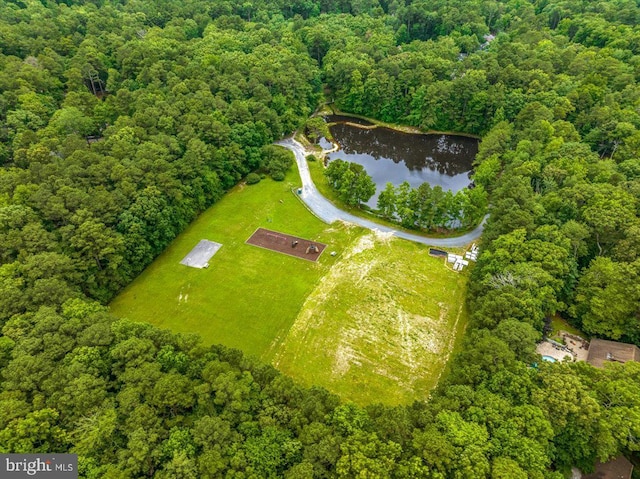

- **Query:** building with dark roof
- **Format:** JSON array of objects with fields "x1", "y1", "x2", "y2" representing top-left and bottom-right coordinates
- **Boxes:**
[
  {"x1": 582, "y1": 456, "x2": 633, "y2": 479},
  {"x1": 586, "y1": 339, "x2": 640, "y2": 369}
]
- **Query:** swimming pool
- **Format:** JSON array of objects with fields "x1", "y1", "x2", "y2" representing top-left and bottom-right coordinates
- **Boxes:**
[{"x1": 541, "y1": 355, "x2": 557, "y2": 363}]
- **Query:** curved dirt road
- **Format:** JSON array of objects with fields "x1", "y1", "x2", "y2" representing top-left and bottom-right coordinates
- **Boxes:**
[{"x1": 278, "y1": 138, "x2": 486, "y2": 248}]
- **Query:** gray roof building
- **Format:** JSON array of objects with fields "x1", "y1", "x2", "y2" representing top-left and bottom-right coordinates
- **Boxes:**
[
  {"x1": 586, "y1": 339, "x2": 640, "y2": 369},
  {"x1": 582, "y1": 456, "x2": 633, "y2": 479}
]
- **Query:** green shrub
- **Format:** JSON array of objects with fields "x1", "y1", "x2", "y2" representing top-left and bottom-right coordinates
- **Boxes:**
[
  {"x1": 271, "y1": 170, "x2": 285, "y2": 181},
  {"x1": 246, "y1": 172, "x2": 261, "y2": 184}
]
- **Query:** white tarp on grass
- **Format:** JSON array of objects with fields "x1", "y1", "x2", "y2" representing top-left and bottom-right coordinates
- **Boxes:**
[{"x1": 180, "y1": 240, "x2": 222, "y2": 269}]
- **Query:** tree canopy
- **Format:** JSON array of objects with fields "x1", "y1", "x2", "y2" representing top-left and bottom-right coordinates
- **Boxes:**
[{"x1": 1, "y1": 0, "x2": 640, "y2": 476}]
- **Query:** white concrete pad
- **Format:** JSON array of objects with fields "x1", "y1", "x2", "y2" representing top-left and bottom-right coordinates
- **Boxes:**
[{"x1": 180, "y1": 240, "x2": 222, "y2": 269}]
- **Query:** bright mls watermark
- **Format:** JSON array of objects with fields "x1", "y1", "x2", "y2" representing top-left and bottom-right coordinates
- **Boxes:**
[{"x1": 1, "y1": 454, "x2": 77, "y2": 478}]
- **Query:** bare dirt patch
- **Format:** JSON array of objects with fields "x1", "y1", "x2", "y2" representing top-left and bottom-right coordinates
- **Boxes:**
[{"x1": 246, "y1": 227, "x2": 327, "y2": 262}]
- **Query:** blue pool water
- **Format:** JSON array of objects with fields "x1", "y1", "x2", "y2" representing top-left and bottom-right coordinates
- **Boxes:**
[{"x1": 541, "y1": 355, "x2": 557, "y2": 363}]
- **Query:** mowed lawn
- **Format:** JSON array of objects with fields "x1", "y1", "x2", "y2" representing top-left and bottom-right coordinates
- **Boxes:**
[
  {"x1": 110, "y1": 168, "x2": 363, "y2": 360},
  {"x1": 111, "y1": 166, "x2": 470, "y2": 404}
]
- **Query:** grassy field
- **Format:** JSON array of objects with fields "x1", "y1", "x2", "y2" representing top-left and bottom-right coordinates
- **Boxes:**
[
  {"x1": 550, "y1": 315, "x2": 587, "y2": 339},
  {"x1": 273, "y1": 230, "x2": 468, "y2": 405},
  {"x1": 110, "y1": 169, "x2": 360, "y2": 358},
  {"x1": 110, "y1": 166, "x2": 469, "y2": 404}
]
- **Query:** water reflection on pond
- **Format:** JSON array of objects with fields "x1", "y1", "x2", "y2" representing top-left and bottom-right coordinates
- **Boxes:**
[
  {"x1": 318, "y1": 137, "x2": 333, "y2": 150},
  {"x1": 323, "y1": 118, "x2": 479, "y2": 207},
  {"x1": 325, "y1": 115, "x2": 374, "y2": 126}
]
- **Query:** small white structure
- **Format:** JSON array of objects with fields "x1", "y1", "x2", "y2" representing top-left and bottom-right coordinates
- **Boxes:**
[
  {"x1": 453, "y1": 259, "x2": 469, "y2": 271},
  {"x1": 464, "y1": 243, "x2": 479, "y2": 262},
  {"x1": 448, "y1": 253, "x2": 463, "y2": 263},
  {"x1": 448, "y1": 248, "x2": 477, "y2": 272}
]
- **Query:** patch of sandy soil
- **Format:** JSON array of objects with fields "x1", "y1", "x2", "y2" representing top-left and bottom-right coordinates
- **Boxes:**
[
  {"x1": 337, "y1": 292, "x2": 447, "y2": 389},
  {"x1": 178, "y1": 285, "x2": 190, "y2": 304}
]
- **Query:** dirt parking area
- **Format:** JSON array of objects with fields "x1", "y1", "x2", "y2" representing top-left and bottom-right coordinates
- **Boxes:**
[{"x1": 246, "y1": 228, "x2": 326, "y2": 262}]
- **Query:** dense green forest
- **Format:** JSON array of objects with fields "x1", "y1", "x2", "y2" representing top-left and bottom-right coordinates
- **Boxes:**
[{"x1": 1, "y1": 0, "x2": 640, "y2": 477}]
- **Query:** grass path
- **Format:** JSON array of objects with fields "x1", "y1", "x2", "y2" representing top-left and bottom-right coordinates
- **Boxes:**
[{"x1": 324, "y1": 106, "x2": 482, "y2": 139}]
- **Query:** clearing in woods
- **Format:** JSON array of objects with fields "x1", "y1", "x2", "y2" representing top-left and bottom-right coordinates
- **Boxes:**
[
  {"x1": 110, "y1": 166, "x2": 469, "y2": 405},
  {"x1": 273, "y1": 230, "x2": 468, "y2": 405},
  {"x1": 109, "y1": 168, "x2": 356, "y2": 359}
]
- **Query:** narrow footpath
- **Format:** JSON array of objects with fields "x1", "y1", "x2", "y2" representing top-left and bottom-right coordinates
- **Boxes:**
[{"x1": 277, "y1": 138, "x2": 487, "y2": 248}]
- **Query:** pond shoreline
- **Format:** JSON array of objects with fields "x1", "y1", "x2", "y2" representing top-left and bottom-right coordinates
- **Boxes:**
[
  {"x1": 286, "y1": 137, "x2": 485, "y2": 240},
  {"x1": 279, "y1": 137, "x2": 487, "y2": 246},
  {"x1": 320, "y1": 105, "x2": 483, "y2": 140},
  {"x1": 295, "y1": 109, "x2": 484, "y2": 238},
  {"x1": 322, "y1": 114, "x2": 478, "y2": 207}
]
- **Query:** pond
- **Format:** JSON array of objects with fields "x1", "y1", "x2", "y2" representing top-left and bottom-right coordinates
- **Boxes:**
[{"x1": 323, "y1": 116, "x2": 479, "y2": 208}]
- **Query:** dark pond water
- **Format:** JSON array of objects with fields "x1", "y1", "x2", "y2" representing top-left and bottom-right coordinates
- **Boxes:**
[
  {"x1": 324, "y1": 119, "x2": 479, "y2": 208},
  {"x1": 325, "y1": 115, "x2": 374, "y2": 126}
]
